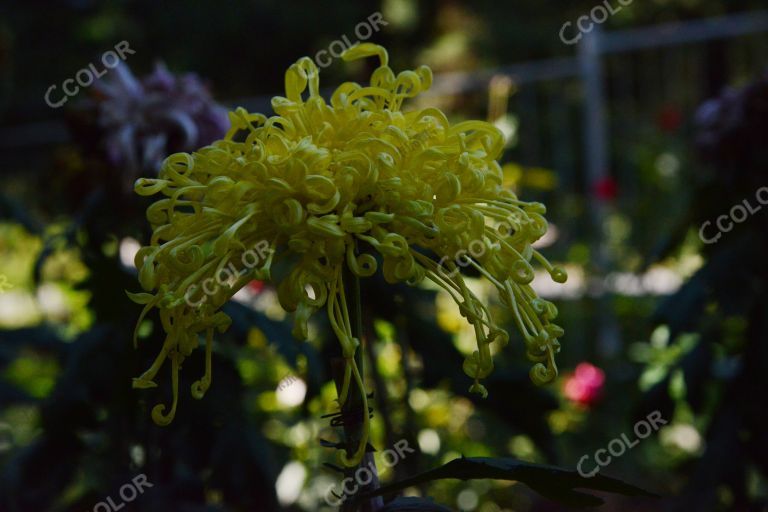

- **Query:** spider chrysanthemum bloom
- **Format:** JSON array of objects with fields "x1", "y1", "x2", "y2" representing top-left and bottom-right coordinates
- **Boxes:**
[
  {"x1": 130, "y1": 44, "x2": 567, "y2": 465},
  {"x1": 85, "y1": 62, "x2": 229, "y2": 189}
]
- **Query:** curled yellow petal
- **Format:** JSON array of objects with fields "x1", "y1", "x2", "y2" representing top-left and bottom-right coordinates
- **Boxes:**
[{"x1": 130, "y1": 44, "x2": 568, "y2": 431}]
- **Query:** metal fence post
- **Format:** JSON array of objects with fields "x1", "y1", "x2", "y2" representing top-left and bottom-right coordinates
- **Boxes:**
[
  {"x1": 579, "y1": 25, "x2": 622, "y2": 357},
  {"x1": 579, "y1": 24, "x2": 608, "y2": 229}
]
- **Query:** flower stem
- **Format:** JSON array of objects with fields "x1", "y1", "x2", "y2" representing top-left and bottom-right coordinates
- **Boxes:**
[{"x1": 336, "y1": 263, "x2": 382, "y2": 512}]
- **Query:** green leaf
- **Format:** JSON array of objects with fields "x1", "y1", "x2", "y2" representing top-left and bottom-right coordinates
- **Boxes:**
[
  {"x1": 354, "y1": 456, "x2": 657, "y2": 509},
  {"x1": 669, "y1": 368, "x2": 687, "y2": 401},
  {"x1": 125, "y1": 291, "x2": 155, "y2": 305}
]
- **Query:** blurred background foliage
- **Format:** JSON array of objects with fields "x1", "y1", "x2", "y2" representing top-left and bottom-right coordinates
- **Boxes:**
[{"x1": 1, "y1": 0, "x2": 767, "y2": 511}]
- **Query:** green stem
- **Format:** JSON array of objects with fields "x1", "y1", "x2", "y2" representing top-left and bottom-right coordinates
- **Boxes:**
[
  {"x1": 350, "y1": 266, "x2": 364, "y2": 374},
  {"x1": 338, "y1": 263, "x2": 382, "y2": 512}
]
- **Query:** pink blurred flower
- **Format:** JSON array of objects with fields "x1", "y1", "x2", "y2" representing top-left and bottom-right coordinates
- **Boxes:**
[{"x1": 563, "y1": 362, "x2": 605, "y2": 406}]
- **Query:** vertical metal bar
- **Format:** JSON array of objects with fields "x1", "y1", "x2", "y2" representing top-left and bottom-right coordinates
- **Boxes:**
[
  {"x1": 579, "y1": 25, "x2": 621, "y2": 358},
  {"x1": 579, "y1": 25, "x2": 609, "y2": 228}
]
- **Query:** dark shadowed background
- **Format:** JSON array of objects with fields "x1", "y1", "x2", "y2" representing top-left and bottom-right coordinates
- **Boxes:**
[{"x1": 1, "y1": 1, "x2": 767, "y2": 511}]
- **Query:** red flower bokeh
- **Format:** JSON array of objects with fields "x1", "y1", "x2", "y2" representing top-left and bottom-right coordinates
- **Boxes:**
[
  {"x1": 563, "y1": 362, "x2": 605, "y2": 407},
  {"x1": 657, "y1": 104, "x2": 683, "y2": 133},
  {"x1": 593, "y1": 176, "x2": 618, "y2": 202},
  {"x1": 248, "y1": 280, "x2": 265, "y2": 294}
]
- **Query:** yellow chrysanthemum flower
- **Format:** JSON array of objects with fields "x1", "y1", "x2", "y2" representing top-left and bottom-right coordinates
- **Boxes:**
[{"x1": 129, "y1": 44, "x2": 567, "y2": 466}]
